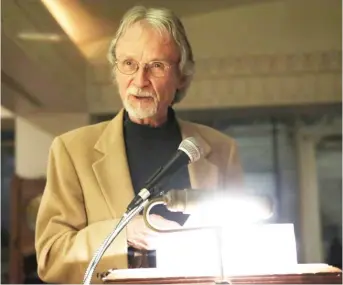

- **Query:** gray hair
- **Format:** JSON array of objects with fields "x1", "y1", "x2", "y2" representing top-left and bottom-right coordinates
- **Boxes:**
[{"x1": 107, "y1": 6, "x2": 195, "y2": 104}]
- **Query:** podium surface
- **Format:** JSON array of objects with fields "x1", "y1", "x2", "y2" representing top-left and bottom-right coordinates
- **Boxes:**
[{"x1": 102, "y1": 264, "x2": 342, "y2": 284}]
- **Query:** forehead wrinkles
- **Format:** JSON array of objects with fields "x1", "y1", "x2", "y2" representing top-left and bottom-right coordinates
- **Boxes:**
[
  {"x1": 122, "y1": 20, "x2": 170, "y2": 41},
  {"x1": 116, "y1": 21, "x2": 179, "y2": 61}
]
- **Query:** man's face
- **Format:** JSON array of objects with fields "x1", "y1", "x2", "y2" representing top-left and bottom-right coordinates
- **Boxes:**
[{"x1": 115, "y1": 21, "x2": 183, "y2": 120}]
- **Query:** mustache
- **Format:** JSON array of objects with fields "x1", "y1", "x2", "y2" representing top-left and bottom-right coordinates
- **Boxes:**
[{"x1": 127, "y1": 86, "x2": 155, "y2": 97}]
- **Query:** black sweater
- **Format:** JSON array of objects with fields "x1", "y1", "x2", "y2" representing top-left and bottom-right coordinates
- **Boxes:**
[{"x1": 123, "y1": 108, "x2": 190, "y2": 226}]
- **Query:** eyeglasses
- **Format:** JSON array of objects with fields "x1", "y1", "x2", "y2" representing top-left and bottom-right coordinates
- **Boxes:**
[{"x1": 115, "y1": 58, "x2": 173, "y2": 78}]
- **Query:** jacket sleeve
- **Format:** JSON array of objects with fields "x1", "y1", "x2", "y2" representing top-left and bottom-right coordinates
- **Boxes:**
[
  {"x1": 223, "y1": 140, "x2": 244, "y2": 191},
  {"x1": 35, "y1": 137, "x2": 128, "y2": 284}
]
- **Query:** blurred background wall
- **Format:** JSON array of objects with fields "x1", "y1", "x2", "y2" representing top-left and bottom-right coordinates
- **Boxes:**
[{"x1": 1, "y1": 0, "x2": 341, "y2": 283}]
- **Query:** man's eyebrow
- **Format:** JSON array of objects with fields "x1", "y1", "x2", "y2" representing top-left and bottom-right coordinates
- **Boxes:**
[
  {"x1": 117, "y1": 54, "x2": 174, "y2": 62},
  {"x1": 148, "y1": 57, "x2": 169, "y2": 61},
  {"x1": 148, "y1": 57, "x2": 179, "y2": 64},
  {"x1": 116, "y1": 54, "x2": 135, "y2": 59}
]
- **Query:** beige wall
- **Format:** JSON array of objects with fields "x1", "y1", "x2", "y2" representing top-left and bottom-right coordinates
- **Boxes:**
[
  {"x1": 185, "y1": 0, "x2": 341, "y2": 57},
  {"x1": 25, "y1": 112, "x2": 90, "y2": 136},
  {"x1": 86, "y1": 0, "x2": 342, "y2": 113},
  {"x1": 15, "y1": 113, "x2": 89, "y2": 178},
  {"x1": 15, "y1": 117, "x2": 54, "y2": 178}
]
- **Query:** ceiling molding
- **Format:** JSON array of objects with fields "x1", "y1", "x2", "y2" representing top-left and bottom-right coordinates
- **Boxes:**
[
  {"x1": 89, "y1": 50, "x2": 342, "y2": 84},
  {"x1": 86, "y1": 50, "x2": 342, "y2": 113}
]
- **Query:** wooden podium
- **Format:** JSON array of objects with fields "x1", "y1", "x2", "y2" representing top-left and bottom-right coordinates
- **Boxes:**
[{"x1": 102, "y1": 264, "x2": 342, "y2": 284}]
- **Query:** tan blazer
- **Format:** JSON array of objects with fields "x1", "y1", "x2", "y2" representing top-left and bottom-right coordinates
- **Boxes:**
[{"x1": 35, "y1": 110, "x2": 243, "y2": 284}]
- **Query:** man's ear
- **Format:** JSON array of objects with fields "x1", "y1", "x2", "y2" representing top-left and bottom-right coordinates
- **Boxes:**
[
  {"x1": 170, "y1": 90, "x2": 178, "y2": 106},
  {"x1": 177, "y1": 75, "x2": 187, "y2": 90}
]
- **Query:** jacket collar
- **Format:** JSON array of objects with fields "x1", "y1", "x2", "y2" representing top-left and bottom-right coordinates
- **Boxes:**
[{"x1": 92, "y1": 109, "x2": 217, "y2": 218}]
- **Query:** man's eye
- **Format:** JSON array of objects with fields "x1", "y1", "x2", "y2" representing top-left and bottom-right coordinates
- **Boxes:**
[
  {"x1": 151, "y1": 62, "x2": 164, "y2": 69},
  {"x1": 123, "y1": 60, "x2": 134, "y2": 66}
]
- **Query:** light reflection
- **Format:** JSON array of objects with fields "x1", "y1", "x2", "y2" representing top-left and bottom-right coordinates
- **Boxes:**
[
  {"x1": 156, "y1": 224, "x2": 298, "y2": 276},
  {"x1": 18, "y1": 32, "x2": 64, "y2": 42}
]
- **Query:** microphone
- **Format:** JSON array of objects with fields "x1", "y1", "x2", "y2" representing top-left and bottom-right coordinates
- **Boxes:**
[
  {"x1": 126, "y1": 137, "x2": 203, "y2": 212},
  {"x1": 162, "y1": 188, "x2": 273, "y2": 221}
]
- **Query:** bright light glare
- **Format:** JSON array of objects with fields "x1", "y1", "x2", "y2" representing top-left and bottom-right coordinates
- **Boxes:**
[
  {"x1": 187, "y1": 194, "x2": 272, "y2": 227},
  {"x1": 156, "y1": 224, "x2": 297, "y2": 276},
  {"x1": 213, "y1": 195, "x2": 272, "y2": 223},
  {"x1": 155, "y1": 229, "x2": 221, "y2": 276},
  {"x1": 221, "y1": 223, "x2": 298, "y2": 275}
]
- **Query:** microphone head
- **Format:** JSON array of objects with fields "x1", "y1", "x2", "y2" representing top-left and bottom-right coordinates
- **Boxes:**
[{"x1": 178, "y1": 137, "x2": 203, "y2": 163}]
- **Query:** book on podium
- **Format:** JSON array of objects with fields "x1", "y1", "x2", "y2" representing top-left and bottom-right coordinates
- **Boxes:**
[{"x1": 101, "y1": 224, "x2": 342, "y2": 284}]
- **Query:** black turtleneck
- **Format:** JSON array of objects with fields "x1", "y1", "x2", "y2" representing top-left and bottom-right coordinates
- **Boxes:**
[{"x1": 123, "y1": 108, "x2": 191, "y2": 226}]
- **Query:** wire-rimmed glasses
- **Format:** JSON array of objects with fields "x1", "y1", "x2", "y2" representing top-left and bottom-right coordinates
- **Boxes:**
[{"x1": 115, "y1": 58, "x2": 173, "y2": 78}]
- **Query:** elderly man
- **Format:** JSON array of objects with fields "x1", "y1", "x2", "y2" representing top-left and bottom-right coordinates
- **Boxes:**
[{"x1": 35, "y1": 5, "x2": 243, "y2": 284}]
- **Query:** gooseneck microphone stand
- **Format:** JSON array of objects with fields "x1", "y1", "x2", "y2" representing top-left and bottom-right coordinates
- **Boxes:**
[
  {"x1": 82, "y1": 199, "x2": 149, "y2": 285},
  {"x1": 82, "y1": 137, "x2": 202, "y2": 284}
]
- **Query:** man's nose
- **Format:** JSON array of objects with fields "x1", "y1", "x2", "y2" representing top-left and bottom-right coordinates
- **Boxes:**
[{"x1": 132, "y1": 65, "x2": 150, "y2": 87}]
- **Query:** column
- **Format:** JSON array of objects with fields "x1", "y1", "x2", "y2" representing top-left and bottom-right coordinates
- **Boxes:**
[{"x1": 295, "y1": 130, "x2": 323, "y2": 263}]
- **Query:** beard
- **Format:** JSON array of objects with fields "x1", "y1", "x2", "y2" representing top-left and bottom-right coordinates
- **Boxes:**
[{"x1": 123, "y1": 86, "x2": 158, "y2": 119}]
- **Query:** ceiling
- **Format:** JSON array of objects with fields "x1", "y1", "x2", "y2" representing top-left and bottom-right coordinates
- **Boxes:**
[
  {"x1": 80, "y1": 0, "x2": 270, "y2": 24},
  {"x1": 2, "y1": 0, "x2": 87, "y2": 114},
  {"x1": 2, "y1": 0, "x2": 341, "y2": 122},
  {"x1": 1, "y1": 0, "x2": 276, "y2": 116}
]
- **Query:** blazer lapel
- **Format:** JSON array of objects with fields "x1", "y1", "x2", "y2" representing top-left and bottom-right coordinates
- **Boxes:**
[
  {"x1": 92, "y1": 113, "x2": 220, "y2": 218},
  {"x1": 92, "y1": 110, "x2": 135, "y2": 218},
  {"x1": 178, "y1": 119, "x2": 220, "y2": 190}
]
